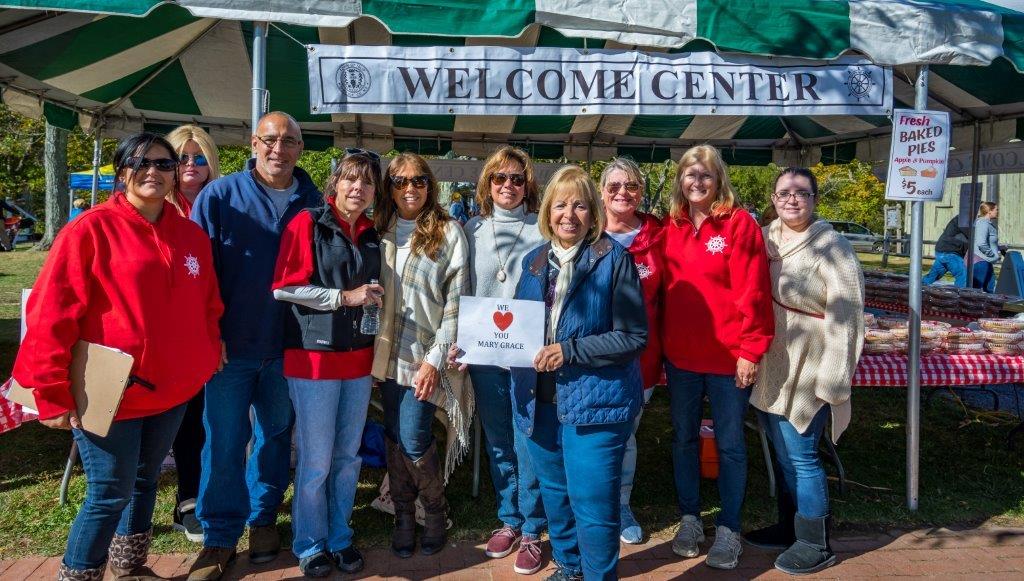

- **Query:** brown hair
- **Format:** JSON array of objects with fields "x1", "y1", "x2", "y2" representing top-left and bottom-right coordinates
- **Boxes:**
[
  {"x1": 669, "y1": 144, "x2": 737, "y2": 221},
  {"x1": 325, "y1": 153, "x2": 383, "y2": 202},
  {"x1": 475, "y1": 146, "x2": 540, "y2": 217},
  {"x1": 978, "y1": 201, "x2": 998, "y2": 218},
  {"x1": 538, "y1": 165, "x2": 605, "y2": 245},
  {"x1": 375, "y1": 152, "x2": 451, "y2": 259}
]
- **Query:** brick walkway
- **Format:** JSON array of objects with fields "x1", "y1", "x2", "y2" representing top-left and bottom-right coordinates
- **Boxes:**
[{"x1": 3, "y1": 526, "x2": 1023, "y2": 579}]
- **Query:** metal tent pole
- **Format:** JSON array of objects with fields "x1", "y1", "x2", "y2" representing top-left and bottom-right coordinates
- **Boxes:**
[
  {"x1": 89, "y1": 127, "x2": 102, "y2": 207},
  {"x1": 251, "y1": 21, "x2": 269, "y2": 153},
  {"x1": 907, "y1": 65, "x2": 928, "y2": 511},
  {"x1": 966, "y1": 121, "x2": 982, "y2": 284}
]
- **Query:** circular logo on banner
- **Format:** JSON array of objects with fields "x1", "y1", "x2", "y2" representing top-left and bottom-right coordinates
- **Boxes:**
[
  {"x1": 337, "y1": 62, "x2": 371, "y2": 98},
  {"x1": 845, "y1": 67, "x2": 875, "y2": 102}
]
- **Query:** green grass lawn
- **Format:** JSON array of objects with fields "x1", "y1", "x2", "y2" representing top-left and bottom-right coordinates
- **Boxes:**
[{"x1": 1, "y1": 250, "x2": 1022, "y2": 559}]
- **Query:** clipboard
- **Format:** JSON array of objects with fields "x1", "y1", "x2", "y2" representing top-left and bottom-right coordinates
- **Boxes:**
[{"x1": 5, "y1": 341, "x2": 135, "y2": 437}]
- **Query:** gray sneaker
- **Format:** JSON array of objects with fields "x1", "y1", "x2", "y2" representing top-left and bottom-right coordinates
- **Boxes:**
[
  {"x1": 671, "y1": 514, "x2": 705, "y2": 558},
  {"x1": 705, "y1": 525, "x2": 743, "y2": 569}
]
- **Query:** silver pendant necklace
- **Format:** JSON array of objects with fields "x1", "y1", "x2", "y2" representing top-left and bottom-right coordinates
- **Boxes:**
[{"x1": 491, "y1": 214, "x2": 527, "y2": 282}]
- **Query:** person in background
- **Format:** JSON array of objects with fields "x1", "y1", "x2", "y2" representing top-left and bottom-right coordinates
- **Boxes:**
[
  {"x1": 460, "y1": 145, "x2": 547, "y2": 574},
  {"x1": 922, "y1": 216, "x2": 970, "y2": 288},
  {"x1": 13, "y1": 133, "x2": 222, "y2": 581},
  {"x1": 373, "y1": 152, "x2": 473, "y2": 559},
  {"x1": 271, "y1": 149, "x2": 383, "y2": 577},
  {"x1": 748, "y1": 167, "x2": 864, "y2": 575},
  {"x1": 598, "y1": 157, "x2": 663, "y2": 545},
  {"x1": 188, "y1": 112, "x2": 322, "y2": 581},
  {"x1": 661, "y1": 145, "x2": 774, "y2": 570},
  {"x1": 973, "y1": 202, "x2": 1002, "y2": 293},
  {"x1": 164, "y1": 124, "x2": 223, "y2": 544},
  {"x1": 68, "y1": 198, "x2": 90, "y2": 222},
  {"x1": 167, "y1": 125, "x2": 221, "y2": 218},
  {"x1": 511, "y1": 165, "x2": 647, "y2": 581},
  {"x1": 449, "y1": 192, "x2": 469, "y2": 225}
]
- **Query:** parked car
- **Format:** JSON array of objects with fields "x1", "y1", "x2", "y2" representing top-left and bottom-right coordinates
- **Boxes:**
[{"x1": 828, "y1": 221, "x2": 883, "y2": 252}]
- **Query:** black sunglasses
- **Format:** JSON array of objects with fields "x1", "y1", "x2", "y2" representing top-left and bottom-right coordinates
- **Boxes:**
[
  {"x1": 345, "y1": 147, "x2": 381, "y2": 163},
  {"x1": 490, "y1": 172, "x2": 526, "y2": 187},
  {"x1": 126, "y1": 156, "x2": 178, "y2": 172},
  {"x1": 390, "y1": 175, "x2": 429, "y2": 189}
]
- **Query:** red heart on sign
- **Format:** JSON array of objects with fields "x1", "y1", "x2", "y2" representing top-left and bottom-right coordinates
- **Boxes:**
[{"x1": 493, "y1": 311, "x2": 514, "y2": 331}]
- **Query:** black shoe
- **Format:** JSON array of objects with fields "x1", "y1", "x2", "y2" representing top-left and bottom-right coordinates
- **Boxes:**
[
  {"x1": 544, "y1": 566, "x2": 583, "y2": 581},
  {"x1": 331, "y1": 546, "x2": 364, "y2": 574},
  {"x1": 298, "y1": 552, "x2": 333, "y2": 578},
  {"x1": 744, "y1": 522, "x2": 796, "y2": 550},
  {"x1": 173, "y1": 500, "x2": 204, "y2": 543},
  {"x1": 774, "y1": 514, "x2": 837, "y2": 576}
]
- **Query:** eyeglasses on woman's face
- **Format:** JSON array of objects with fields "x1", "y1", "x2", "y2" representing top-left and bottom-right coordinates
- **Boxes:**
[
  {"x1": 490, "y1": 172, "x2": 526, "y2": 187},
  {"x1": 179, "y1": 153, "x2": 208, "y2": 167},
  {"x1": 772, "y1": 190, "x2": 816, "y2": 202},
  {"x1": 390, "y1": 175, "x2": 429, "y2": 189},
  {"x1": 126, "y1": 156, "x2": 178, "y2": 172}
]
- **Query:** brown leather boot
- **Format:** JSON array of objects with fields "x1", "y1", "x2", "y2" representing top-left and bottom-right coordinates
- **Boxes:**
[
  {"x1": 386, "y1": 437, "x2": 418, "y2": 558},
  {"x1": 406, "y1": 441, "x2": 448, "y2": 556},
  {"x1": 108, "y1": 529, "x2": 162, "y2": 580}
]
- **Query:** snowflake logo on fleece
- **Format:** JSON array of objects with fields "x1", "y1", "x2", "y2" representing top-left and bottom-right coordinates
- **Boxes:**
[
  {"x1": 636, "y1": 262, "x2": 653, "y2": 279},
  {"x1": 184, "y1": 254, "x2": 200, "y2": 278},
  {"x1": 705, "y1": 235, "x2": 727, "y2": 255}
]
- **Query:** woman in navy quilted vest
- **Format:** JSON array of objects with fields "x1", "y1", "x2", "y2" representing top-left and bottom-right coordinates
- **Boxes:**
[{"x1": 510, "y1": 165, "x2": 647, "y2": 581}]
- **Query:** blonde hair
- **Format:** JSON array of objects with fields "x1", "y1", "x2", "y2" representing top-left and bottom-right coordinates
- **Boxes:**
[
  {"x1": 669, "y1": 144, "x2": 736, "y2": 221},
  {"x1": 978, "y1": 201, "x2": 998, "y2": 218},
  {"x1": 599, "y1": 157, "x2": 645, "y2": 192},
  {"x1": 166, "y1": 125, "x2": 220, "y2": 212},
  {"x1": 475, "y1": 146, "x2": 540, "y2": 217},
  {"x1": 538, "y1": 165, "x2": 605, "y2": 245},
  {"x1": 375, "y1": 152, "x2": 451, "y2": 259}
]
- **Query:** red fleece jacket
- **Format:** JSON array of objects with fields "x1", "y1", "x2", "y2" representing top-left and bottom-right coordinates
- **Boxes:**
[
  {"x1": 622, "y1": 213, "x2": 665, "y2": 389},
  {"x1": 12, "y1": 194, "x2": 223, "y2": 420},
  {"x1": 661, "y1": 208, "x2": 774, "y2": 375}
]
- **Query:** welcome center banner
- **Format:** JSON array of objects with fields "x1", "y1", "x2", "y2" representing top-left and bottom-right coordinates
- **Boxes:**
[{"x1": 308, "y1": 45, "x2": 892, "y2": 117}]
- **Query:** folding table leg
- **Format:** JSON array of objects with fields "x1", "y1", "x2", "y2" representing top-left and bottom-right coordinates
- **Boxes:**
[
  {"x1": 471, "y1": 415, "x2": 481, "y2": 498},
  {"x1": 821, "y1": 436, "x2": 848, "y2": 498},
  {"x1": 746, "y1": 418, "x2": 776, "y2": 498},
  {"x1": 59, "y1": 441, "x2": 78, "y2": 506}
]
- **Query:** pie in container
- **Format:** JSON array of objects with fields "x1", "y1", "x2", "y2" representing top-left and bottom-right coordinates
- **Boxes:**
[
  {"x1": 940, "y1": 341, "x2": 987, "y2": 354},
  {"x1": 862, "y1": 342, "x2": 897, "y2": 354},
  {"x1": 865, "y1": 329, "x2": 894, "y2": 343},
  {"x1": 978, "y1": 318, "x2": 1024, "y2": 333},
  {"x1": 979, "y1": 330, "x2": 1024, "y2": 345},
  {"x1": 987, "y1": 343, "x2": 1024, "y2": 355},
  {"x1": 877, "y1": 317, "x2": 909, "y2": 329}
]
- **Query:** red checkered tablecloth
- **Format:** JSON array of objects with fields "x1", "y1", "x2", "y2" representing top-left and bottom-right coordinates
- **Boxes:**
[
  {"x1": 0, "y1": 390, "x2": 36, "y2": 435},
  {"x1": 853, "y1": 353, "x2": 1024, "y2": 387}
]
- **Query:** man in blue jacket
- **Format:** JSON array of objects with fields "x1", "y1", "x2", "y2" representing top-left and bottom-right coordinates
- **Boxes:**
[{"x1": 189, "y1": 112, "x2": 322, "y2": 580}]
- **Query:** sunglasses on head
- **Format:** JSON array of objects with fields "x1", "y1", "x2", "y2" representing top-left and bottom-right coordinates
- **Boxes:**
[
  {"x1": 390, "y1": 175, "x2": 429, "y2": 189},
  {"x1": 179, "y1": 153, "x2": 208, "y2": 167},
  {"x1": 126, "y1": 156, "x2": 178, "y2": 172},
  {"x1": 490, "y1": 172, "x2": 526, "y2": 187},
  {"x1": 345, "y1": 147, "x2": 381, "y2": 163}
]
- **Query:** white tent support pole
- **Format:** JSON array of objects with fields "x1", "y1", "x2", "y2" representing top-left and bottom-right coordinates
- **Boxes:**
[
  {"x1": 90, "y1": 129, "x2": 102, "y2": 207},
  {"x1": 907, "y1": 64, "x2": 928, "y2": 512},
  {"x1": 251, "y1": 21, "x2": 269, "y2": 156},
  {"x1": 966, "y1": 121, "x2": 982, "y2": 283}
]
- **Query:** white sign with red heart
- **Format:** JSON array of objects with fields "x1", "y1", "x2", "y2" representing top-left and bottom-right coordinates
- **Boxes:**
[{"x1": 455, "y1": 296, "x2": 546, "y2": 368}]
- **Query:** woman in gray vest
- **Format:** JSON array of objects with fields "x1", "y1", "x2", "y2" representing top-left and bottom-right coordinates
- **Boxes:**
[{"x1": 271, "y1": 150, "x2": 383, "y2": 577}]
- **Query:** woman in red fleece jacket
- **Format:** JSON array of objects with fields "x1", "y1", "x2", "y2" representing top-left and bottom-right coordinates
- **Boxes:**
[
  {"x1": 12, "y1": 133, "x2": 223, "y2": 580},
  {"x1": 661, "y1": 145, "x2": 774, "y2": 570}
]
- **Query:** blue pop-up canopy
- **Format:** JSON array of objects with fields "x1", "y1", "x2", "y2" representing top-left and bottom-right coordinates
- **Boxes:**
[{"x1": 68, "y1": 164, "x2": 114, "y2": 191}]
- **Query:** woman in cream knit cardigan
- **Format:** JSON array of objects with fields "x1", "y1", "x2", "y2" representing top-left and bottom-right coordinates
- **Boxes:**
[{"x1": 747, "y1": 167, "x2": 864, "y2": 576}]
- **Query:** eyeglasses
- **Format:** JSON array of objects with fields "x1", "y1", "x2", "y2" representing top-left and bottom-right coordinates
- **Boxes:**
[
  {"x1": 255, "y1": 135, "x2": 301, "y2": 150},
  {"x1": 605, "y1": 181, "x2": 641, "y2": 193},
  {"x1": 344, "y1": 147, "x2": 381, "y2": 163},
  {"x1": 179, "y1": 153, "x2": 208, "y2": 167},
  {"x1": 390, "y1": 175, "x2": 429, "y2": 189},
  {"x1": 490, "y1": 172, "x2": 526, "y2": 187},
  {"x1": 772, "y1": 190, "x2": 816, "y2": 202},
  {"x1": 126, "y1": 157, "x2": 177, "y2": 172}
]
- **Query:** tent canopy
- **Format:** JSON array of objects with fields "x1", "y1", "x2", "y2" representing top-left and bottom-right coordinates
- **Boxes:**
[
  {"x1": 2, "y1": 0, "x2": 1024, "y2": 164},
  {"x1": 68, "y1": 163, "x2": 114, "y2": 190}
]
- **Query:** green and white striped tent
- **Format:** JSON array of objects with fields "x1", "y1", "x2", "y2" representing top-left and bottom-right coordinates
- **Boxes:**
[{"x1": 3, "y1": 0, "x2": 1024, "y2": 164}]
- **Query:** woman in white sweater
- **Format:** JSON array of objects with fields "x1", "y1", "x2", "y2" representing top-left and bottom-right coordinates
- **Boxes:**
[{"x1": 747, "y1": 167, "x2": 864, "y2": 576}]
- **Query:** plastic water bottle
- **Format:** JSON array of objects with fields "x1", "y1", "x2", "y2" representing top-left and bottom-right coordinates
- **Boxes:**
[{"x1": 360, "y1": 278, "x2": 380, "y2": 335}]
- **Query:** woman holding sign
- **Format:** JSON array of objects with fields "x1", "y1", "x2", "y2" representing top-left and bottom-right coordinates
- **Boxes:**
[
  {"x1": 661, "y1": 145, "x2": 774, "y2": 570},
  {"x1": 271, "y1": 149, "x2": 383, "y2": 576},
  {"x1": 372, "y1": 152, "x2": 472, "y2": 559},
  {"x1": 511, "y1": 165, "x2": 647, "y2": 581},
  {"x1": 12, "y1": 133, "x2": 223, "y2": 580},
  {"x1": 599, "y1": 157, "x2": 664, "y2": 545},
  {"x1": 463, "y1": 146, "x2": 548, "y2": 574}
]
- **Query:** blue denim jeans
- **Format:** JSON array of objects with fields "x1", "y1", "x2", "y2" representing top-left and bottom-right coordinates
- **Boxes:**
[
  {"x1": 923, "y1": 251, "x2": 967, "y2": 287},
  {"x1": 197, "y1": 357, "x2": 294, "y2": 548},
  {"x1": 973, "y1": 260, "x2": 996, "y2": 292},
  {"x1": 288, "y1": 375, "x2": 372, "y2": 559},
  {"x1": 469, "y1": 365, "x2": 545, "y2": 537},
  {"x1": 665, "y1": 362, "x2": 751, "y2": 531},
  {"x1": 380, "y1": 379, "x2": 437, "y2": 460},
  {"x1": 757, "y1": 406, "x2": 830, "y2": 519},
  {"x1": 521, "y1": 401, "x2": 630, "y2": 581},
  {"x1": 64, "y1": 404, "x2": 187, "y2": 570},
  {"x1": 620, "y1": 388, "x2": 654, "y2": 505}
]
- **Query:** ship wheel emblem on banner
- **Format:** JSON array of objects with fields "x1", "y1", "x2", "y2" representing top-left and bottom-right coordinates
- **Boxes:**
[
  {"x1": 337, "y1": 62, "x2": 372, "y2": 98},
  {"x1": 845, "y1": 67, "x2": 876, "y2": 102}
]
